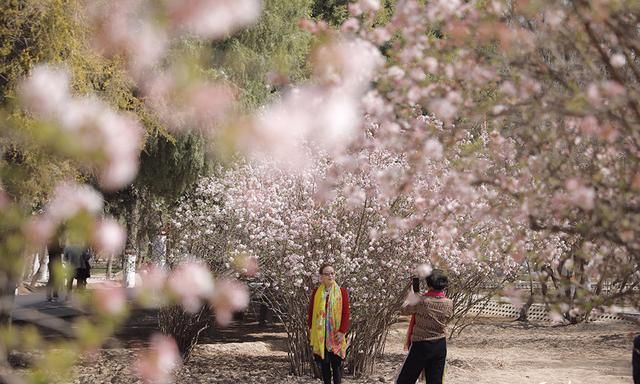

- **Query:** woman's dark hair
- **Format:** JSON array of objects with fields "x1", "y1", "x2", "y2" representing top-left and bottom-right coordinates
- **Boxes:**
[
  {"x1": 426, "y1": 269, "x2": 449, "y2": 291},
  {"x1": 319, "y1": 263, "x2": 334, "y2": 275}
]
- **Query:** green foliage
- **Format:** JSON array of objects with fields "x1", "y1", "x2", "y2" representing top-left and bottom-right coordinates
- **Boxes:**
[
  {"x1": 138, "y1": 134, "x2": 207, "y2": 201},
  {"x1": 0, "y1": 0, "x2": 160, "y2": 205},
  {"x1": 312, "y1": 0, "x2": 349, "y2": 26},
  {"x1": 210, "y1": 0, "x2": 314, "y2": 108}
]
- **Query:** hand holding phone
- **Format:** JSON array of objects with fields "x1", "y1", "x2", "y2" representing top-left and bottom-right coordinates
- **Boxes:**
[{"x1": 412, "y1": 277, "x2": 420, "y2": 293}]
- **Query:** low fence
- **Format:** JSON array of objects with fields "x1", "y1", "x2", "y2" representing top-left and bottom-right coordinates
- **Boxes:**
[{"x1": 469, "y1": 298, "x2": 639, "y2": 322}]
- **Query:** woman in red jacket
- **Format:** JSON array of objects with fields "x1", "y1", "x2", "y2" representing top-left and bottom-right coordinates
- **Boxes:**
[{"x1": 307, "y1": 263, "x2": 350, "y2": 384}]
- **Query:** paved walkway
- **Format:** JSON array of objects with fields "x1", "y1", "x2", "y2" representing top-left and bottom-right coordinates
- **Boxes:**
[{"x1": 13, "y1": 290, "x2": 87, "y2": 321}]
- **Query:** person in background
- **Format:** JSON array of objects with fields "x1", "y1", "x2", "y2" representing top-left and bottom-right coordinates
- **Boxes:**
[
  {"x1": 396, "y1": 269, "x2": 453, "y2": 384},
  {"x1": 45, "y1": 237, "x2": 64, "y2": 302},
  {"x1": 307, "y1": 263, "x2": 350, "y2": 384},
  {"x1": 64, "y1": 245, "x2": 91, "y2": 295}
]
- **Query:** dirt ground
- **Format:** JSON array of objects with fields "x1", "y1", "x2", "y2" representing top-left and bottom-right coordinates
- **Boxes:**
[{"x1": 64, "y1": 317, "x2": 638, "y2": 384}]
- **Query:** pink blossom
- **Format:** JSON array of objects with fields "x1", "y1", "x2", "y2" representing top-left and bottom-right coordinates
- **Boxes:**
[
  {"x1": 140, "y1": 265, "x2": 170, "y2": 292},
  {"x1": 565, "y1": 179, "x2": 595, "y2": 211},
  {"x1": 18, "y1": 65, "x2": 70, "y2": 118},
  {"x1": 544, "y1": 9, "x2": 565, "y2": 28},
  {"x1": 423, "y1": 139, "x2": 443, "y2": 160},
  {"x1": 126, "y1": 22, "x2": 168, "y2": 77},
  {"x1": 578, "y1": 116, "x2": 599, "y2": 135},
  {"x1": 549, "y1": 310, "x2": 564, "y2": 323},
  {"x1": 101, "y1": 156, "x2": 140, "y2": 191},
  {"x1": 503, "y1": 286, "x2": 524, "y2": 309},
  {"x1": 403, "y1": 289, "x2": 421, "y2": 306},
  {"x1": 87, "y1": 4, "x2": 168, "y2": 76},
  {"x1": 428, "y1": 98, "x2": 457, "y2": 123},
  {"x1": 586, "y1": 83, "x2": 601, "y2": 106},
  {"x1": 358, "y1": 0, "x2": 380, "y2": 13},
  {"x1": 146, "y1": 79, "x2": 235, "y2": 132},
  {"x1": 387, "y1": 66, "x2": 405, "y2": 81},
  {"x1": 371, "y1": 27, "x2": 392, "y2": 45},
  {"x1": 499, "y1": 81, "x2": 517, "y2": 97},
  {"x1": 135, "y1": 334, "x2": 182, "y2": 384},
  {"x1": 426, "y1": 0, "x2": 462, "y2": 22},
  {"x1": 210, "y1": 279, "x2": 249, "y2": 326},
  {"x1": 23, "y1": 216, "x2": 56, "y2": 246},
  {"x1": 46, "y1": 183, "x2": 103, "y2": 221},
  {"x1": 341, "y1": 18, "x2": 360, "y2": 33},
  {"x1": 168, "y1": 261, "x2": 215, "y2": 313},
  {"x1": 93, "y1": 283, "x2": 128, "y2": 315},
  {"x1": 165, "y1": 0, "x2": 261, "y2": 40},
  {"x1": 610, "y1": 53, "x2": 626, "y2": 68},
  {"x1": 424, "y1": 57, "x2": 438, "y2": 74},
  {"x1": 491, "y1": 104, "x2": 507, "y2": 115},
  {"x1": 232, "y1": 254, "x2": 259, "y2": 277},
  {"x1": 416, "y1": 263, "x2": 432, "y2": 278},
  {"x1": 601, "y1": 80, "x2": 625, "y2": 98},
  {"x1": 92, "y1": 218, "x2": 127, "y2": 256},
  {"x1": 348, "y1": 2, "x2": 363, "y2": 16}
]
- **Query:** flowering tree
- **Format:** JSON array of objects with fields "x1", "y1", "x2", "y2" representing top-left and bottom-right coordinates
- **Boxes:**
[
  {"x1": 326, "y1": 0, "x2": 640, "y2": 318},
  {"x1": 5, "y1": 0, "x2": 640, "y2": 382},
  {"x1": 168, "y1": 144, "x2": 520, "y2": 376}
]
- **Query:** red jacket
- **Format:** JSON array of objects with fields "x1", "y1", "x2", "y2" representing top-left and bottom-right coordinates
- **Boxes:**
[{"x1": 307, "y1": 286, "x2": 350, "y2": 333}]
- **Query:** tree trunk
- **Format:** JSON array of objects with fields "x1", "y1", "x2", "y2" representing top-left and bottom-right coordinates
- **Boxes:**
[
  {"x1": 517, "y1": 294, "x2": 535, "y2": 322},
  {"x1": 151, "y1": 234, "x2": 167, "y2": 268},
  {"x1": 21, "y1": 252, "x2": 37, "y2": 289},
  {"x1": 123, "y1": 250, "x2": 137, "y2": 288},
  {"x1": 517, "y1": 258, "x2": 535, "y2": 322},
  {"x1": 0, "y1": 272, "x2": 18, "y2": 327},
  {"x1": 30, "y1": 249, "x2": 49, "y2": 287},
  {"x1": 106, "y1": 253, "x2": 113, "y2": 280}
]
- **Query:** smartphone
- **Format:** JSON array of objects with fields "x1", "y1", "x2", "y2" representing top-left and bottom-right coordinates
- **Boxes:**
[{"x1": 412, "y1": 277, "x2": 420, "y2": 293}]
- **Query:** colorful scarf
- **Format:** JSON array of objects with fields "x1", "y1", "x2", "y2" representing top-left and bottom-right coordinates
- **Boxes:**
[
  {"x1": 404, "y1": 289, "x2": 445, "y2": 350},
  {"x1": 310, "y1": 282, "x2": 347, "y2": 359}
]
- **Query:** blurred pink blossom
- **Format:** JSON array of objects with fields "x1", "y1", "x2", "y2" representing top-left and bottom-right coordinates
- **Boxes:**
[
  {"x1": 140, "y1": 265, "x2": 169, "y2": 291},
  {"x1": 565, "y1": 179, "x2": 595, "y2": 211},
  {"x1": 145, "y1": 77, "x2": 235, "y2": 132},
  {"x1": 610, "y1": 54, "x2": 626, "y2": 68},
  {"x1": 23, "y1": 216, "x2": 56, "y2": 246},
  {"x1": 423, "y1": 139, "x2": 443, "y2": 160},
  {"x1": 46, "y1": 183, "x2": 103, "y2": 221},
  {"x1": 578, "y1": 116, "x2": 599, "y2": 136},
  {"x1": 92, "y1": 218, "x2": 127, "y2": 256},
  {"x1": 135, "y1": 333, "x2": 182, "y2": 384},
  {"x1": 601, "y1": 80, "x2": 625, "y2": 98},
  {"x1": 210, "y1": 279, "x2": 249, "y2": 326},
  {"x1": 371, "y1": 27, "x2": 392, "y2": 45},
  {"x1": 428, "y1": 98, "x2": 457, "y2": 123},
  {"x1": 341, "y1": 18, "x2": 360, "y2": 33},
  {"x1": 358, "y1": 0, "x2": 380, "y2": 13},
  {"x1": 416, "y1": 263, "x2": 432, "y2": 279},
  {"x1": 503, "y1": 286, "x2": 524, "y2": 309},
  {"x1": 403, "y1": 289, "x2": 421, "y2": 306},
  {"x1": 164, "y1": 0, "x2": 261, "y2": 39},
  {"x1": 93, "y1": 283, "x2": 128, "y2": 315},
  {"x1": 348, "y1": 2, "x2": 363, "y2": 16},
  {"x1": 18, "y1": 65, "x2": 70, "y2": 118},
  {"x1": 168, "y1": 261, "x2": 215, "y2": 313},
  {"x1": 87, "y1": 3, "x2": 168, "y2": 77}
]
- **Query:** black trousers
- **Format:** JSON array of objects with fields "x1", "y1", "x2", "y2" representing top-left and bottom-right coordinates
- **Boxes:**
[
  {"x1": 46, "y1": 261, "x2": 62, "y2": 299},
  {"x1": 315, "y1": 349, "x2": 342, "y2": 384},
  {"x1": 67, "y1": 268, "x2": 89, "y2": 292},
  {"x1": 396, "y1": 338, "x2": 446, "y2": 384},
  {"x1": 633, "y1": 335, "x2": 640, "y2": 384}
]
